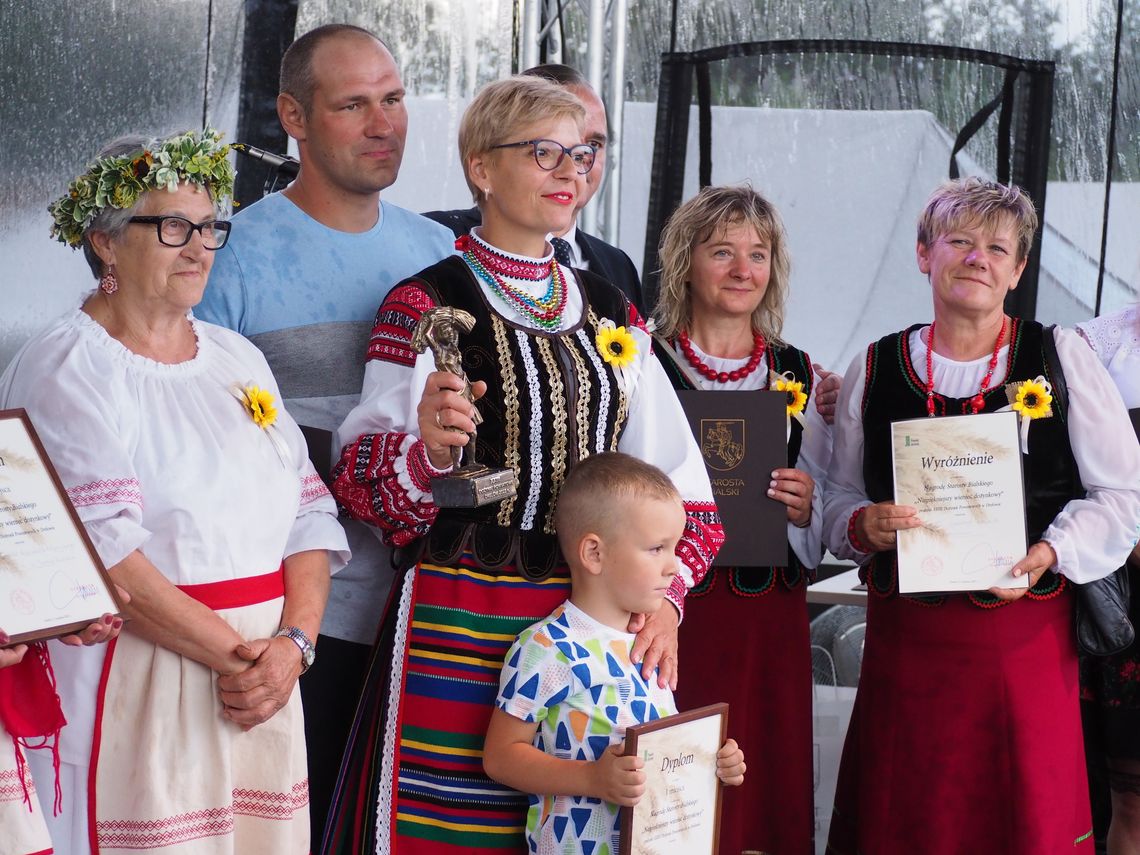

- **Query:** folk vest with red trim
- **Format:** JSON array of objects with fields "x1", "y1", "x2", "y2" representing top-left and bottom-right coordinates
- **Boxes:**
[
  {"x1": 656, "y1": 339, "x2": 815, "y2": 597},
  {"x1": 860, "y1": 319, "x2": 1080, "y2": 607},
  {"x1": 412, "y1": 255, "x2": 632, "y2": 579}
]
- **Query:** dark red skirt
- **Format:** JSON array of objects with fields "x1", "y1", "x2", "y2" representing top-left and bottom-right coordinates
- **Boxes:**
[
  {"x1": 676, "y1": 575, "x2": 814, "y2": 855},
  {"x1": 827, "y1": 590, "x2": 1093, "y2": 855}
]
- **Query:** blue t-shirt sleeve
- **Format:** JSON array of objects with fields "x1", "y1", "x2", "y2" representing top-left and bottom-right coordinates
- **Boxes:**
[{"x1": 198, "y1": 243, "x2": 247, "y2": 333}]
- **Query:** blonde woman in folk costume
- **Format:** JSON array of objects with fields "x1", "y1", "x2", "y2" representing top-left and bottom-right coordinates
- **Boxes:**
[
  {"x1": 652, "y1": 184, "x2": 831, "y2": 855},
  {"x1": 326, "y1": 76, "x2": 723, "y2": 854}
]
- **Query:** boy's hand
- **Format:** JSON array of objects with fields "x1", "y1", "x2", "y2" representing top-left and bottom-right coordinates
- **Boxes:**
[
  {"x1": 590, "y1": 743, "x2": 646, "y2": 806},
  {"x1": 715, "y1": 738, "x2": 746, "y2": 787}
]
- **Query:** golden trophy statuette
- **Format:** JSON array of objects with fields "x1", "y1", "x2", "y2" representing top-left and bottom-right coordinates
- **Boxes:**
[{"x1": 410, "y1": 307, "x2": 517, "y2": 507}]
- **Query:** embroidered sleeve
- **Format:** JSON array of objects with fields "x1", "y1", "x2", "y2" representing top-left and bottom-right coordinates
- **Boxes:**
[
  {"x1": 668, "y1": 501, "x2": 726, "y2": 617},
  {"x1": 331, "y1": 432, "x2": 441, "y2": 548},
  {"x1": 366, "y1": 282, "x2": 437, "y2": 366},
  {"x1": 333, "y1": 282, "x2": 447, "y2": 547},
  {"x1": 299, "y1": 472, "x2": 331, "y2": 507},
  {"x1": 285, "y1": 458, "x2": 350, "y2": 571},
  {"x1": 0, "y1": 330, "x2": 156, "y2": 571}
]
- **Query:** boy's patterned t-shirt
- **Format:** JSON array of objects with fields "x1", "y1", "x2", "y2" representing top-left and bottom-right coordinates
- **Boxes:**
[{"x1": 496, "y1": 600, "x2": 678, "y2": 855}]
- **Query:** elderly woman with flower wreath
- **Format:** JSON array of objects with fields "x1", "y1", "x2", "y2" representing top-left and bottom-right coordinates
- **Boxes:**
[
  {"x1": 324, "y1": 75, "x2": 722, "y2": 855},
  {"x1": 649, "y1": 184, "x2": 830, "y2": 855},
  {"x1": 821, "y1": 177, "x2": 1140, "y2": 855},
  {"x1": 0, "y1": 129, "x2": 349, "y2": 855}
]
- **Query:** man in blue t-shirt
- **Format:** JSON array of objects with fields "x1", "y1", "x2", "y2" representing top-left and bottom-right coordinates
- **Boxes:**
[{"x1": 196, "y1": 23, "x2": 454, "y2": 842}]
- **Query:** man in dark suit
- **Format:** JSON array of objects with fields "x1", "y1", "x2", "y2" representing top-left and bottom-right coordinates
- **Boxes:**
[{"x1": 424, "y1": 64, "x2": 645, "y2": 313}]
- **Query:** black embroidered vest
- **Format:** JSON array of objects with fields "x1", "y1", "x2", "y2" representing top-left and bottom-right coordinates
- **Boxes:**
[
  {"x1": 412, "y1": 255, "x2": 632, "y2": 578},
  {"x1": 657, "y1": 339, "x2": 816, "y2": 596},
  {"x1": 861, "y1": 319, "x2": 1080, "y2": 606}
]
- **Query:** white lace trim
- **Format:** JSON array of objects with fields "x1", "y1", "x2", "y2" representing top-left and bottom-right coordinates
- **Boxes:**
[
  {"x1": 516, "y1": 328, "x2": 543, "y2": 531},
  {"x1": 1077, "y1": 304, "x2": 1140, "y2": 359},
  {"x1": 375, "y1": 565, "x2": 417, "y2": 855},
  {"x1": 576, "y1": 327, "x2": 613, "y2": 453},
  {"x1": 392, "y1": 433, "x2": 431, "y2": 503}
]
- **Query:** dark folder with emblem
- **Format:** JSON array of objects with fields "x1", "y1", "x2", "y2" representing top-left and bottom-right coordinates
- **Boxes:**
[{"x1": 676, "y1": 391, "x2": 788, "y2": 566}]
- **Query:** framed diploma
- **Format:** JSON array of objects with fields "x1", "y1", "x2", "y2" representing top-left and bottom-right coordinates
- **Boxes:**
[
  {"x1": 620, "y1": 703, "x2": 728, "y2": 855},
  {"x1": 891, "y1": 411, "x2": 1028, "y2": 594},
  {"x1": 677, "y1": 391, "x2": 788, "y2": 566},
  {"x1": 0, "y1": 409, "x2": 121, "y2": 644}
]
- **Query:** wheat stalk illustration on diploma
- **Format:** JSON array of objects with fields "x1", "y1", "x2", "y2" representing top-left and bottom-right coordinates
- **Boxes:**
[{"x1": 896, "y1": 426, "x2": 1012, "y2": 547}]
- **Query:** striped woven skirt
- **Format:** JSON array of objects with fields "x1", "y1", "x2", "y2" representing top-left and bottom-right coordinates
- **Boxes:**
[{"x1": 323, "y1": 551, "x2": 570, "y2": 855}]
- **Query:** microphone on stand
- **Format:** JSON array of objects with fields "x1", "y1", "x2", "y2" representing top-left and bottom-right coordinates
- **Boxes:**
[{"x1": 234, "y1": 144, "x2": 300, "y2": 181}]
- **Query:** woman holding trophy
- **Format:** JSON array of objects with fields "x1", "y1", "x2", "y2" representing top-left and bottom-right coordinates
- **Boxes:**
[{"x1": 326, "y1": 76, "x2": 722, "y2": 855}]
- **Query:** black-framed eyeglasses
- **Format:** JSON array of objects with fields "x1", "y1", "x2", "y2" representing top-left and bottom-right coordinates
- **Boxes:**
[
  {"x1": 128, "y1": 216, "x2": 232, "y2": 250},
  {"x1": 490, "y1": 139, "x2": 596, "y2": 174}
]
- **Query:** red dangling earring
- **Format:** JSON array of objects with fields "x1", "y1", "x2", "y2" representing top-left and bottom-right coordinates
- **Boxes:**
[{"x1": 99, "y1": 268, "x2": 118, "y2": 295}]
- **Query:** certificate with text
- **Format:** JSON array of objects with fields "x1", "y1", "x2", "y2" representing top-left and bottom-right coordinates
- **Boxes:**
[
  {"x1": 891, "y1": 411, "x2": 1028, "y2": 594},
  {"x1": 620, "y1": 703, "x2": 727, "y2": 855},
  {"x1": 0, "y1": 409, "x2": 120, "y2": 643}
]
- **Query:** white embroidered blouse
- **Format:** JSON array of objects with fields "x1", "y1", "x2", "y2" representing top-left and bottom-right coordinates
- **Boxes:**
[{"x1": 0, "y1": 305, "x2": 349, "y2": 763}]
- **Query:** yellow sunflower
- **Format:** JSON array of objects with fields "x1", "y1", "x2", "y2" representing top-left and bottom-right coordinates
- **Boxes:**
[
  {"x1": 774, "y1": 376, "x2": 808, "y2": 416},
  {"x1": 595, "y1": 325, "x2": 637, "y2": 369},
  {"x1": 1012, "y1": 378, "x2": 1052, "y2": 419},
  {"x1": 242, "y1": 385, "x2": 278, "y2": 428}
]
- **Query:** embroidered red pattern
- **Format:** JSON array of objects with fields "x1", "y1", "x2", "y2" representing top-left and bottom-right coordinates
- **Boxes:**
[
  {"x1": 97, "y1": 807, "x2": 235, "y2": 848},
  {"x1": 0, "y1": 767, "x2": 35, "y2": 803},
  {"x1": 299, "y1": 473, "x2": 330, "y2": 505},
  {"x1": 96, "y1": 780, "x2": 308, "y2": 848},
  {"x1": 331, "y1": 432, "x2": 439, "y2": 547},
  {"x1": 67, "y1": 478, "x2": 143, "y2": 509},
  {"x1": 673, "y1": 501, "x2": 726, "y2": 616},
  {"x1": 367, "y1": 283, "x2": 438, "y2": 366},
  {"x1": 233, "y1": 780, "x2": 309, "y2": 819}
]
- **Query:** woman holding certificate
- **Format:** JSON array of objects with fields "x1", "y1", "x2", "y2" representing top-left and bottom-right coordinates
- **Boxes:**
[
  {"x1": 1076, "y1": 302, "x2": 1140, "y2": 853},
  {"x1": 651, "y1": 185, "x2": 829, "y2": 855},
  {"x1": 325, "y1": 76, "x2": 722, "y2": 855},
  {"x1": 0, "y1": 129, "x2": 349, "y2": 854},
  {"x1": 823, "y1": 177, "x2": 1140, "y2": 855}
]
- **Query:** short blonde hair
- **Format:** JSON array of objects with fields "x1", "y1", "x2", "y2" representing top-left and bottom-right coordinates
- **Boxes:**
[
  {"x1": 458, "y1": 76, "x2": 585, "y2": 206},
  {"x1": 653, "y1": 185, "x2": 791, "y2": 345},
  {"x1": 917, "y1": 177, "x2": 1038, "y2": 262},
  {"x1": 554, "y1": 452, "x2": 681, "y2": 556}
]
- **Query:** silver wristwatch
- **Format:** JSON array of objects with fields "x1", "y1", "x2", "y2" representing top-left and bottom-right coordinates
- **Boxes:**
[{"x1": 275, "y1": 625, "x2": 316, "y2": 674}]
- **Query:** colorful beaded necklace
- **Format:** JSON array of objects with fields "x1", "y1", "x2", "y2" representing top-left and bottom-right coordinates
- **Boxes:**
[
  {"x1": 923, "y1": 316, "x2": 1007, "y2": 416},
  {"x1": 678, "y1": 329, "x2": 766, "y2": 383},
  {"x1": 462, "y1": 238, "x2": 568, "y2": 331},
  {"x1": 465, "y1": 234, "x2": 551, "y2": 281}
]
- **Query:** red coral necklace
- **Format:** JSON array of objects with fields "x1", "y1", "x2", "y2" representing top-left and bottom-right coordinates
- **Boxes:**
[
  {"x1": 678, "y1": 330, "x2": 766, "y2": 383},
  {"x1": 924, "y1": 316, "x2": 1006, "y2": 417}
]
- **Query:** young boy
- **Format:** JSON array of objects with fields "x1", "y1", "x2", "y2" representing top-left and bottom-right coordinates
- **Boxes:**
[{"x1": 483, "y1": 452, "x2": 746, "y2": 854}]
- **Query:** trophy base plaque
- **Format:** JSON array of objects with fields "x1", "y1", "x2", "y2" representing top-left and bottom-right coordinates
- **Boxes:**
[{"x1": 431, "y1": 465, "x2": 517, "y2": 508}]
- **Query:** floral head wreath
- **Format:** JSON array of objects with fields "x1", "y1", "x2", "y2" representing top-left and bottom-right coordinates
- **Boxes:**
[{"x1": 47, "y1": 128, "x2": 236, "y2": 248}]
